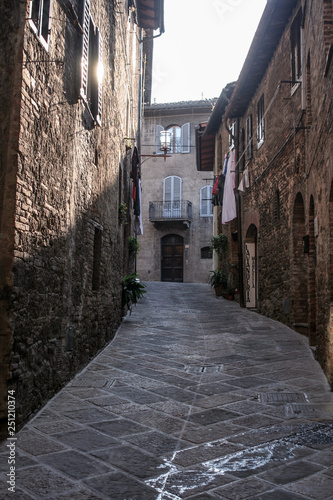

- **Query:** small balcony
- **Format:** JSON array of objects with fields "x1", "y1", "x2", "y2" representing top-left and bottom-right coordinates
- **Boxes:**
[{"x1": 149, "y1": 201, "x2": 192, "y2": 228}]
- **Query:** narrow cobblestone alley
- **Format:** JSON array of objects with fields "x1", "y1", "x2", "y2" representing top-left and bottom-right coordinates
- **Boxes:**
[{"x1": 1, "y1": 282, "x2": 333, "y2": 499}]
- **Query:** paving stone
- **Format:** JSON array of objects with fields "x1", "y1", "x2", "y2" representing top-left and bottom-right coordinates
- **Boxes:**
[
  {"x1": 62, "y1": 407, "x2": 115, "y2": 423},
  {"x1": 146, "y1": 466, "x2": 236, "y2": 498},
  {"x1": 258, "y1": 460, "x2": 323, "y2": 484},
  {"x1": 213, "y1": 476, "x2": 273, "y2": 499},
  {"x1": 252, "y1": 489, "x2": 310, "y2": 500},
  {"x1": 189, "y1": 408, "x2": 241, "y2": 426},
  {"x1": 15, "y1": 429, "x2": 67, "y2": 456},
  {"x1": 49, "y1": 490, "x2": 105, "y2": 500},
  {"x1": 108, "y1": 385, "x2": 168, "y2": 404},
  {"x1": 173, "y1": 441, "x2": 243, "y2": 467},
  {"x1": 180, "y1": 422, "x2": 247, "y2": 444},
  {"x1": 32, "y1": 419, "x2": 83, "y2": 435},
  {"x1": 16, "y1": 466, "x2": 76, "y2": 496},
  {"x1": 54, "y1": 428, "x2": 119, "y2": 451},
  {"x1": 89, "y1": 418, "x2": 149, "y2": 436},
  {"x1": 124, "y1": 430, "x2": 190, "y2": 455},
  {"x1": 41, "y1": 449, "x2": 112, "y2": 479},
  {"x1": 231, "y1": 413, "x2": 282, "y2": 429},
  {"x1": 286, "y1": 472, "x2": 333, "y2": 499},
  {"x1": 83, "y1": 471, "x2": 158, "y2": 499},
  {"x1": 91, "y1": 444, "x2": 165, "y2": 479}
]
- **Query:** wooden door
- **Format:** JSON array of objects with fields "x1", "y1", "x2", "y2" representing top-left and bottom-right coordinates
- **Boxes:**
[{"x1": 161, "y1": 235, "x2": 184, "y2": 282}]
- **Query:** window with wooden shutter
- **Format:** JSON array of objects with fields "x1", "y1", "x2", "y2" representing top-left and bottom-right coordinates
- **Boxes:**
[
  {"x1": 30, "y1": 0, "x2": 53, "y2": 50},
  {"x1": 246, "y1": 115, "x2": 253, "y2": 160},
  {"x1": 257, "y1": 95, "x2": 265, "y2": 147},
  {"x1": 163, "y1": 176, "x2": 182, "y2": 217},
  {"x1": 291, "y1": 10, "x2": 302, "y2": 86},
  {"x1": 79, "y1": 0, "x2": 103, "y2": 126},
  {"x1": 96, "y1": 29, "x2": 103, "y2": 125},
  {"x1": 181, "y1": 123, "x2": 190, "y2": 153},
  {"x1": 80, "y1": 0, "x2": 90, "y2": 101}
]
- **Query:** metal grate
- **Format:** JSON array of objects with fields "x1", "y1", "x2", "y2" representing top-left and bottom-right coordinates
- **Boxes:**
[
  {"x1": 184, "y1": 364, "x2": 223, "y2": 374},
  {"x1": 258, "y1": 392, "x2": 308, "y2": 404}
]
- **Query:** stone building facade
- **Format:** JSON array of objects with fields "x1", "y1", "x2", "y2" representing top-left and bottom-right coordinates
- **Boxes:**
[
  {"x1": 206, "y1": 0, "x2": 333, "y2": 386},
  {"x1": 0, "y1": 0, "x2": 164, "y2": 430},
  {"x1": 137, "y1": 101, "x2": 216, "y2": 284}
]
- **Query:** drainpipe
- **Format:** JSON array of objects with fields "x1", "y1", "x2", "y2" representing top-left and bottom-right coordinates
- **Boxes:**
[{"x1": 225, "y1": 118, "x2": 245, "y2": 308}]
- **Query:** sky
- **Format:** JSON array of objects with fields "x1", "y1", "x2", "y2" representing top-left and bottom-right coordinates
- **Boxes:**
[{"x1": 151, "y1": 0, "x2": 267, "y2": 103}]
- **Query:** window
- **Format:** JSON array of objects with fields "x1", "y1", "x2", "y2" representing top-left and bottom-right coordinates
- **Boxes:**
[
  {"x1": 240, "y1": 128, "x2": 245, "y2": 171},
  {"x1": 246, "y1": 115, "x2": 253, "y2": 159},
  {"x1": 166, "y1": 125, "x2": 181, "y2": 153},
  {"x1": 155, "y1": 123, "x2": 190, "y2": 154},
  {"x1": 200, "y1": 186, "x2": 213, "y2": 217},
  {"x1": 229, "y1": 122, "x2": 235, "y2": 150},
  {"x1": 257, "y1": 95, "x2": 265, "y2": 147},
  {"x1": 30, "y1": 0, "x2": 52, "y2": 49},
  {"x1": 291, "y1": 10, "x2": 302, "y2": 86},
  {"x1": 80, "y1": 0, "x2": 103, "y2": 125},
  {"x1": 201, "y1": 247, "x2": 213, "y2": 259},
  {"x1": 163, "y1": 176, "x2": 182, "y2": 217}
]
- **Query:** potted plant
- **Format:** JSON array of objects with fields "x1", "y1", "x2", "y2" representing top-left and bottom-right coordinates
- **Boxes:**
[
  {"x1": 209, "y1": 270, "x2": 228, "y2": 296},
  {"x1": 118, "y1": 203, "x2": 128, "y2": 224},
  {"x1": 128, "y1": 236, "x2": 140, "y2": 258},
  {"x1": 210, "y1": 233, "x2": 228, "y2": 258},
  {"x1": 223, "y1": 284, "x2": 235, "y2": 300},
  {"x1": 121, "y1": 272, "x2": 146, "y2": 315}
]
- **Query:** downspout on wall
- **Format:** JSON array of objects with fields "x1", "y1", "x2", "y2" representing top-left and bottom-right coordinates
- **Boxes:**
[{"x1": 224, "y1": 117, "x2": 245, "y2": 308}]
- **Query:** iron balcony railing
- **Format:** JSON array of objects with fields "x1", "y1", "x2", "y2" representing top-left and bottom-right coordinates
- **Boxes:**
[{"x1": 149, "y1": 201, "x2": 193, "y2": 221}]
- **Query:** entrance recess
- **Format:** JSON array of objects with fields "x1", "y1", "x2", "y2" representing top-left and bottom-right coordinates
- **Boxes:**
[
  {"x1": 245, "y1": 224, "x2": 257, "y2": 308},
  {"x1": 161, "y1": 234, "x2": 184, "y2": 282}
]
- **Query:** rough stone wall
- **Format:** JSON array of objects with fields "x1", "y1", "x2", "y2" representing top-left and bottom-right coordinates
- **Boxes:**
[
  {"x1": 0, "y1": 0, "x2": 143, "y2": 428},
  {"x1": 137, "y1": 104, "x2": 214, "y2": 284}
]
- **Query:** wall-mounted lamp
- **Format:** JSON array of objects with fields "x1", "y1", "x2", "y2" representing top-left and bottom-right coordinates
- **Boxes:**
[{"x1": 159, "y1": 130, "x2": 171, "y2": 161}]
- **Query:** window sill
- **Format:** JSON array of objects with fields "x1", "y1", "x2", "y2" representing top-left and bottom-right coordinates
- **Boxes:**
[
  {"x1": 257, "y1": 139, "x2": 264, "y2": 150},
  {"x1": 29, "y1": 20, "x2": 50, "y2": 52},
  {"x1": 291, "y1": 82, "x2": 301, "y2": 96}
]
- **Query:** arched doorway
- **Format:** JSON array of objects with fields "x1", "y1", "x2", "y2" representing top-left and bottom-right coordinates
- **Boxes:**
[
  {"x1": 308, "y1": 196, "x2": 317, "y2": 344},
  {"x1": 292, "y1": 193, "x2": 308, "y2": 333},
  {"x1": 161, "y1": 234, "x2": 184, "y2": 282},
  {"x1": 245, "y1": 224, "x2": 257, "y2": 308}
]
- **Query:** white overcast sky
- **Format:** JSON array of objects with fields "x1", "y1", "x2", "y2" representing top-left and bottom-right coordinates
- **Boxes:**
[{"x1": 151, "y1": 0, "x2": 267, "y2": 103}]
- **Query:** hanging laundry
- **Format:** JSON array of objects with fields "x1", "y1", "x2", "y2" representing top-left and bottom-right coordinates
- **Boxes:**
[
  {"x1": 212, "y1": 175, "x2": 220, "y2": 206},
  {"x1": 222, "y1": 149, "x2": 237, "y2": 224},
  {"x1": 130, "y1": 147, "x2": 140, "y2": 215},
  {"x1": 134, "y1": 179, "x2": 143, "y2": 235}
]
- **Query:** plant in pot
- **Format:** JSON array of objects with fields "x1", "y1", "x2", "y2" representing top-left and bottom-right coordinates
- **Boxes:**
[
  {"x1": 210, "y1": 233, "x2": 228, "y2": 259},
  {"x1": 128, "y1": 236, "x2": 140, "y2": 259},
  {"x1": 121, "y1": 272, "x2": 146, "y2": 315},
  {"x1": 209, "y1": 270, "x2": 228, "y2": 296}
]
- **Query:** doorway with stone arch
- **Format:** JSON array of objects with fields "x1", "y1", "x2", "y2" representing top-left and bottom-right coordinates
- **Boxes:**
[
  {"x1": 245, "y1": 224, "x2": 257, "y2": 308},
  {"x1": 292, "y1": 192, "x2": 308, "y2": 334},
  {"x1": 308, "y1": 195, "x2": 317, "y2": 345}
]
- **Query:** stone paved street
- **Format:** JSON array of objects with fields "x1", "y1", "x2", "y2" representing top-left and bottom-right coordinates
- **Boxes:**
[{"x1": 1, "y1": 282, "x2": 333, "y2": 499}]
